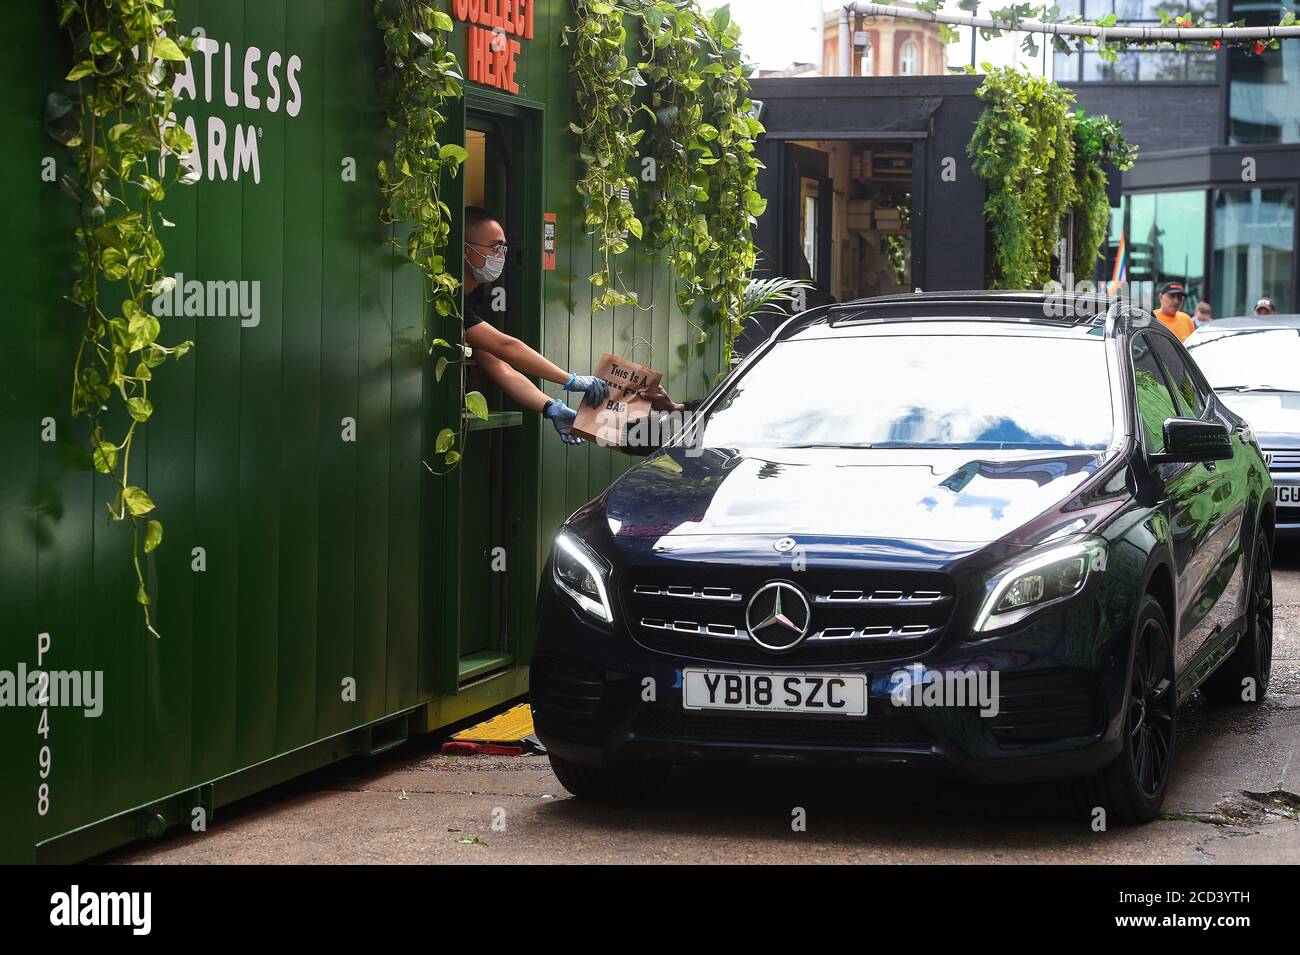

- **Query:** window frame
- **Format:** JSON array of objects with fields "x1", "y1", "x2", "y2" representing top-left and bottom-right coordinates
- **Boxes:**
[
  {"x1": 899, "y1": 40, "x2": 918, "y2": 76},
  {"x1": 1149, "y1": 333, "x2": 1213, "y2": 421},
  {"x1": 1130, "y1": 330, "x2": 1188, "y2": 457}
]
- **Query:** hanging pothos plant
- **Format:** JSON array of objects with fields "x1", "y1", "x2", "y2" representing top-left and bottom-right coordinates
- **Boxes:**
[
  {"x1": 48, "y1": 0, "x2": 197, "y2": 636},
  {"x1": 969, "y1": 67, "x2": 1136, "y2": 288},
  {"x1": 566, "y1": 0, "x2": 766, "y2": 368},
  {"x1": 373, "y1": 0, "x2": 486, "y2": 470},
  {"x1": 968, "y1": 67, "x2": 1078, "y2": 290},
  {"x1": 1071, "y1": 109, "x2": 1136, "y2": 281},
  {"x1": 689, "y1": 4, "x2": 765, "y2": 368},
  {"x1": 563, "y1": 0, "x2": 647, "y2": 312}
]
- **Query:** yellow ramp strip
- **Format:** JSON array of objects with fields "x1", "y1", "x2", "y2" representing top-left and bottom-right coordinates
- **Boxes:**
[{"x1": 451, "y1": 703, "x2": 535, "y2": 743}]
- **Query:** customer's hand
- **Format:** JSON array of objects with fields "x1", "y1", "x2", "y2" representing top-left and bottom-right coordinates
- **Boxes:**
[
  {"x1": 643, "y1": 383, "x2": 681, "y2": 413},
  {"x1": 564, "y1": 373, "x2": 609, "y2": 409},
  {"x1": 544, "y1": 399, "x2": 583, "y2": 445}
]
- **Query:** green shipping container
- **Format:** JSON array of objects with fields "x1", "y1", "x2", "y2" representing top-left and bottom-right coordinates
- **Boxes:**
[{"x1": 0, "y1": 0, "x2": 723, "y2": 863}]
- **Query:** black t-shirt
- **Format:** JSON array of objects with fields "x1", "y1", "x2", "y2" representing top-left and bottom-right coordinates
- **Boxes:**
[{"x1": 464, "y1": 286, "x2": 487, "y2": 331}]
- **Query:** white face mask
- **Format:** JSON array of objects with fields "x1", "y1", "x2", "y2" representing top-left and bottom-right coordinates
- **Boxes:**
[{"x1": 467, "y1": 248, "x2": 505, "y2": 284}]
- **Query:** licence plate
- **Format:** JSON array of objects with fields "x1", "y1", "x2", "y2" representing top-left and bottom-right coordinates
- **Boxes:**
[
  {"x1": 1279, "y1": 485, "x2": 1300, "y2": 505},
  {"x1": 682, "y1": 668, "x2": 868, "y2": 716}
]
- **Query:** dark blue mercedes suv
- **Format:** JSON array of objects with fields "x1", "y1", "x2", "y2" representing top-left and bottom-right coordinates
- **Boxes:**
[{"x1": 531, "y1": 292, "x2": 1276, "y2": 823}]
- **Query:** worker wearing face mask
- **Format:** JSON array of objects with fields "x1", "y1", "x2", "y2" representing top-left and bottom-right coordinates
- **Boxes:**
[{"x1": 461, "y1": 206, "x2": 608, "y2": 445}]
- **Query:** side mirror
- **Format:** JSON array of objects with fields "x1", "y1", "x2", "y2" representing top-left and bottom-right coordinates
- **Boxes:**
[{"x1": 1151, "y1": 417, "x2": 1233, "y2": 464}]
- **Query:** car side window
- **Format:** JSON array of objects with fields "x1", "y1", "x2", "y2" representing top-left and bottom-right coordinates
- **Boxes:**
[
  {"x1": 1150, "y1": 335, "x2": 1207, "y2": 418},
  {"x1": 1131, "y1": 334, "x2": 1181, "y2": 453}
]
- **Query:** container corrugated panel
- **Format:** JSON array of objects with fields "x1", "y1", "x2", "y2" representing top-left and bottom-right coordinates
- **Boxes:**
[{"x1": 0, "y1": 0, "x2": 724, "y2": 862}]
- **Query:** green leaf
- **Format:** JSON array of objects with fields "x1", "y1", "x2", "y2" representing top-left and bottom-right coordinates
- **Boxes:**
[
  {"x1": 126, "y1": 396, "x2": 154, "y2": 422},
  {"x1": 465, "y1": 391, "x2": 489, "y2": 421},
  {"x1": 122, "y1": 486, "x2": 156, "y2": 517},
  {"x1": 65, "y1": 61, "x2": 96, "y2": 81},
  {"x1": 435, "y1": 356, "x2": 448, "y2": 381},
  {"x1": 435, "y1": 428, "x2": 456, "y2": 453},
  {"x1": 439, "y1": 143, "x2": 469, "y2": 165},
  {"x1": 92, "y1": 441, "x2": 118, "y2": 474},
  {"x1": 153, "y1": 36, "x2": 188, "y2": 61},
  {"x1": 444, "y1": 450, "x2": 461, "y2": 466},
  {"x1": 143, "y1": 520, "x2": 164, "y2": 554}
]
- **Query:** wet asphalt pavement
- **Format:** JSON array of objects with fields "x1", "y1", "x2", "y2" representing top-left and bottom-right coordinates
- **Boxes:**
[{"x1": 110, "y1": 547, "x2": 1300, "y2": 864}]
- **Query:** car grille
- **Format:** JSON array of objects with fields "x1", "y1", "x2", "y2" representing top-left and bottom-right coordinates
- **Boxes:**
[
  {"x1": 623, "y1": 570, "x2": 955, "y2": 665},
  {"x1": 633, "y1": 706, "x2": 935, "y2": 749},
  {"x1": 986, "y1": 670, "x2": 1103, "y2": 742},
  {"x1": 1266, "y1": 449, "x2": 1300, "y2": 471}
]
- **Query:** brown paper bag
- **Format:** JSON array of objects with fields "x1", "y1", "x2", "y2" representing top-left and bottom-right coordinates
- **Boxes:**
[{"x1": 571, "y1": 352, "x2": 663, "y2": 447}]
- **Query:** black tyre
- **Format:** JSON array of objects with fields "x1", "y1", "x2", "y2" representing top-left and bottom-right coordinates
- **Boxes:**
[
  {"x1": 1201, "y1": 538, "x2": 1273, "y2": 705},
  {"x1": 1072, "y1": 595, "x2": 1176, "y2": 825},
  {"x1": 548, "y1": 753, "x2": 670, "y2": 802}
]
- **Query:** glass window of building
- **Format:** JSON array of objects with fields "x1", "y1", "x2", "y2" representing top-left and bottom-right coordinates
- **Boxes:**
[
  {"x1": 900, "y1": 40, "x2": 918, "y2": 76},
  {"x1": 1212, "y1": 187, "x2": 1295, "y2": 315},
  {"x1": 1228, "y1": 1, "x2": 1300, "y2": 144},
  {"x1": 1052, "y1": 0, "x2": 1216, "y2": 81},
  {"x1": 1108, "y1": 190, "x2": 1208, "y2": 307}
]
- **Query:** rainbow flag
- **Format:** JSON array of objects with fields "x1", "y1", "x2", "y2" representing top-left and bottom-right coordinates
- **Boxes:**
[{"x1": 1107, "y1": 234, "x2": 1128, "y2": 295}]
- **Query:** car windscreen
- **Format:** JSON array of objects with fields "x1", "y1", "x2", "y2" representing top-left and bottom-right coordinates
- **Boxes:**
[
  {"x1": 1185, "y1": 327, "x2": 1300, "y2": 392},
  {"x1": 697, "y1": 333, "x2": 1114, "y2": 450}
]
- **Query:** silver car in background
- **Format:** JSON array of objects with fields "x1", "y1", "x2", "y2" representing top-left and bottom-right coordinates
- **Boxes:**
[{"x1": 1187, "y1": 314, "x2": 1300, "y2": 531}]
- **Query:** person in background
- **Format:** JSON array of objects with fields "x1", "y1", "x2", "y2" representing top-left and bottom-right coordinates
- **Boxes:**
[
  {"x1": 1193, "y1": 300, "x2": 1213, "y2": 329},
  {"x1": 460, "y1": 207, "x2": 607, "y2": 444},
  {"x1": 1254, "y1": 297, "x2": 1277, "y2": 316},
  {"x1": 1152, "y1": 281, "x2": 1195, "y2": 342}
]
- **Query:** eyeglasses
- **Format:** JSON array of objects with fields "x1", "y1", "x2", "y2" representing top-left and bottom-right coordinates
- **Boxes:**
[{"x1": 468, "y1": 240, "x2": 509, "y2": 256}]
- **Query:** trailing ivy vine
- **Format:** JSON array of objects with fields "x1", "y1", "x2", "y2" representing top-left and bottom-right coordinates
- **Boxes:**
[
  {"x1": 48, "y1": 0, "x2": 197, "y2": 636},
  {"x1": 373, "y1": 0, "x2": 486, "y2": 471},
  {"x1": 566, "y1": 0, "x2": 766, "y2": 367},
  {"x1": 968, "y1": 67, "x2": 1078, "y2": 290}
]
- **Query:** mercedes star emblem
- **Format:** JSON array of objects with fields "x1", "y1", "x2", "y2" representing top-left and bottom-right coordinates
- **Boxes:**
[
  {"x1": 773, "y1": 537, "x2": 797, "y2": 554},
  {"x1": 744, "y1": 581, "x2": 812, "y2": 652}
]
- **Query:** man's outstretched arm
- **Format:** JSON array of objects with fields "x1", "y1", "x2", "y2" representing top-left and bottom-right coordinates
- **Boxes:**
[{"x1": 465, "y1": 321, "x2": 608, "y2": 408}]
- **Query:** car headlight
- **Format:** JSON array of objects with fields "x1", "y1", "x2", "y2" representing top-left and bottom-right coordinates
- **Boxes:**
[
  {"x1": 554, "y1": 531, "x2": 614, "y2": 624},
  {"x1": 973, "y1": 536, "x2": 1107, "y2": 632}
]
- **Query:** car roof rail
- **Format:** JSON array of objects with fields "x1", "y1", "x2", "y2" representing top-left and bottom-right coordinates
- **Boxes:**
[{"x1": 806, "y1": 290, "x2": 1132, "y2": 334}]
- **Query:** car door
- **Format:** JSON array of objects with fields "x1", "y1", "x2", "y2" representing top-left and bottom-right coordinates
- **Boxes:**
[
  {"x1": 1150, "y1": 334, "x2": 1251, "y2": 647},
  {"x1": 1133, "y1": 332, "x2": 1242, "y2": 671}
]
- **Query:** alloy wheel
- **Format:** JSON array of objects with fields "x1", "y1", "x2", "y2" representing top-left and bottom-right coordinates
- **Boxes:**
[
  {"x1": 1129, "y1": 618, "x2": 1174, "y2": 799},
  {"x1": 1252, "y1": 544, "x2": 1274, "y2": 690}
]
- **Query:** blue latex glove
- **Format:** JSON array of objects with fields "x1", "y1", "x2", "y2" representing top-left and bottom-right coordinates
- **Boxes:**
[
  {"x1": 544, "y1": 399, "x2": 584, "y2": 445},
  {"x1": 564, "y1": 372, "x2": 609, "y2": 409}
]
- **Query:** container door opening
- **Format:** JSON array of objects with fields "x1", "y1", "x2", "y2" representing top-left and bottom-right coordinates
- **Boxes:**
[{"x1": 457, "y1": 113, "x2": 527, "y2": 684}]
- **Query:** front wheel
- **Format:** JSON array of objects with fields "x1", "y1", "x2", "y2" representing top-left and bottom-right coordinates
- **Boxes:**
[
  {"x1": 1071, "y1": 595, "x2": 1176, "y2": 825},
  {"x1": 548, "y1": 753, "x2": 670, "y2": 802},
  {"x1": 1201, "y1": 537, "x2": 1273, "y2": 705}
]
